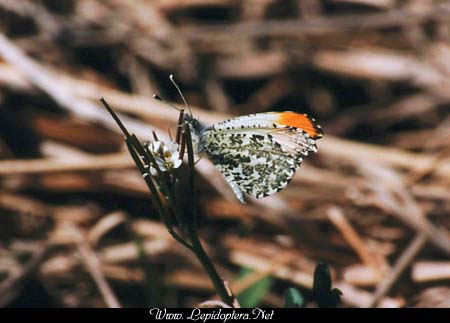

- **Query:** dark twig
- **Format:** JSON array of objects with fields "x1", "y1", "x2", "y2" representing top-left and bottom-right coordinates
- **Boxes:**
[
  {"x1": 183, "y1": 122, "x2": 198, "y2": 228},
  {"x1": 72, "y1": 225, "x2": 122, "y2": 308},
  {"x1": 0, "y1": 242, "x2": 48, "y2": 307},
  {"x1": 182, "y1": 121, "x2": 235, "y2": 305},
  {"x1": 367, "y1": 234, "x2": 428, "y2": 308},
  {"x1": 176, "y1": 109, "x2": 185, "y2": 145}
]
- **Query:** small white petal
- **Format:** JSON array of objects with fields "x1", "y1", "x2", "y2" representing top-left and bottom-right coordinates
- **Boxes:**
[
  {"x1": 169, "y1": 142, "x2": 179, "y2": 152},
  {"x1": 154, "y1": 157, "x2": 167, "y2": 171},
  {"x1": 173, "y1": 159, "x2": 182, "y2": 169}
]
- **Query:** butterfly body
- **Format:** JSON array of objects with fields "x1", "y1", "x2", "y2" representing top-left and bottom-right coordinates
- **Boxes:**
[{"x1": 185, "y1": 112, "x2": 323, "y2": 203}]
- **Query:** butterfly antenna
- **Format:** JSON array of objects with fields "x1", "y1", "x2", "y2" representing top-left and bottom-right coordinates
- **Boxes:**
[
  {"x1": 153, "y1": 94, "x2": 182, "y2": 112},
  {"x1": 167, "y1": 123, "x2": 183, "y2": 140},
  {"x1": 169, "y1": 74, "x2": 192, "y2": 117}
]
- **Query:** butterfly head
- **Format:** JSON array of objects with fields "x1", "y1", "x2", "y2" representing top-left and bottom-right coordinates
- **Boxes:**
[{"x1": 183, "y1": 114, "x2": 208, "y2": 153}]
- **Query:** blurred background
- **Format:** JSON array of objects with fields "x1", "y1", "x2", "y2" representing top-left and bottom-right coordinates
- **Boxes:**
[{"x1": 0, "y1": 0, "x2": 450, "y2": 308}]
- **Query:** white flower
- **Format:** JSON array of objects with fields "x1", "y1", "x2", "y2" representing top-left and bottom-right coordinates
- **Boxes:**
[{"x1": 146, "y1": 140, "x2": 182, "y2": 175}]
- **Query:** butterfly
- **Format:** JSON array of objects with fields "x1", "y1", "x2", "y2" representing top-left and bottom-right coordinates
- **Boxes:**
[{"x1": 184, "y1": 111, "x2": 323, "y2": 203}]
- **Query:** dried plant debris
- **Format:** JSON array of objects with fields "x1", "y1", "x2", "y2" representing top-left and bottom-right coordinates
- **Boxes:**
[{"x1": 0, "y1": 0, "x2": 450, "y2": 308}]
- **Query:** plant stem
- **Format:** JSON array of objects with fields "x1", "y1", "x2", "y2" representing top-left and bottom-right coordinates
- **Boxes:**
[
  {"x1": 182, "y1": 122, "x2": 233, "y2": 305},
  {"x1": 186, "y1": 226, "x2": 235, "y2": 306},
  {"x1": 100, "y1": 98, "x2": 235, "y2": 307},
  {"x1": 183, "y1": 123, "x2": 198, "y2": 228}
]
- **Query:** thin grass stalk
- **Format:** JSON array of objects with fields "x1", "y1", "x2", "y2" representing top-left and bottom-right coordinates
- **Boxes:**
[
  {"x1": 141, "y1": 144, "x2": 191, "y2": 237},
  {"x1": 183, "y1": 123, "x2": 198, "y2": 228},
  {"x1": 182, "y1": 122, "x2": 234, "y2": 306},
  {"x1": 125, "y1": 139, "x2": 193, "y2": 251},
  {"x1": 175, "y1": 109, "x2": 185, "y2": 145},
  {"x1": 101, "y1": 98, "x2": 192, "y2": 250}
]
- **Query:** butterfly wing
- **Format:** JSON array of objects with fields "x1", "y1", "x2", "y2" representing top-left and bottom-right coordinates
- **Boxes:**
[
  {"x1": 199, "y1": 112, "x2": 322, "y2": 202},
  {"x1": 212, "y1": 112, "x2": 323, "y2": 139},
  {"x1": 202, "y1": 131, "x2": 298, "y2": 203}
]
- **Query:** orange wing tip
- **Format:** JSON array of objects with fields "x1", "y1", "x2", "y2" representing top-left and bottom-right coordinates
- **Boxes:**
[{"x1": 278, "y1": 112, "x2": 323, "y2": 139}]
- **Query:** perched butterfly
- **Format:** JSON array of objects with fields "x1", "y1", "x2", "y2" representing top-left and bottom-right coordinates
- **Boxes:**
[{"x1": 184, "y1": 111, "x2": 323, "y2": 203}]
